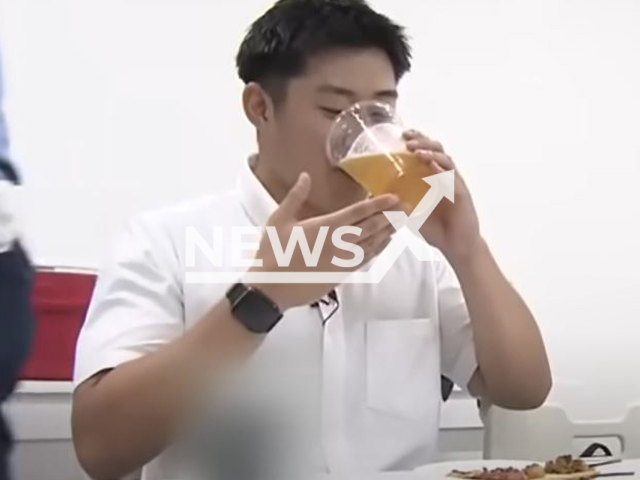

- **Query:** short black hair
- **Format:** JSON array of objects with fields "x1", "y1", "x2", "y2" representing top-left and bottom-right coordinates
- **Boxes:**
[{"x1": 236, "y1": 0, "x2": 412, "y2": 103}]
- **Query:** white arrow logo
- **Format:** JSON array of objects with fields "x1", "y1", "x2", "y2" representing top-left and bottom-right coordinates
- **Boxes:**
[{"x1": 381, "y1": 170, "x2": 455, "y2": 261}]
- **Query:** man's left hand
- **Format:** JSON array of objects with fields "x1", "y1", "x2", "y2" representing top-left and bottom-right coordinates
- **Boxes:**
[{"x1": 404, "y1": 130, "x2": 482, "y2": 262}]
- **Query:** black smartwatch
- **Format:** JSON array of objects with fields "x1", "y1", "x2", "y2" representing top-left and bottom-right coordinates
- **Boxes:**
[{"x1": 225, "y1": 282, "x2": 283, "y2": 334}]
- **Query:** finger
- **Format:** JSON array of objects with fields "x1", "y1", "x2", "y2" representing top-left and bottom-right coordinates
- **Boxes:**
[
  {"x1": 361, "y1": 226, "x2": 396, "y2": 262},
  {"x1": 271, "y1": 172, "x2": 311, "y2": 224},
  {"x1": 338, "y1": 220, "x2": 390, "y2": 248},
  {"x1": 406, "y1": 138, "x2": 444, "y2": 154},
  {"x1": 428, "y1": 160, "x2": 446, "y2": 175},
  {"x1": 403, "y1": 130, "x2": 444, "y2": 153},
  {"x1": 354, "y1": 206, "x2": 402, "y2": 241},
  {"x1": 402, "y1": 129, "x2": 422, "y2": 140},
  {"x1": 363, "y1": 240, "x2": 392, "y2": 265},
  {"x1": 333, "y1": 193, "x2": 400, "y2": 226},
  {"x1": 359, "y1": 222, "x2": 396, "y2": 250},
  {"x1": 415, "y1": 149, "x2": 455, "y2": 171}
]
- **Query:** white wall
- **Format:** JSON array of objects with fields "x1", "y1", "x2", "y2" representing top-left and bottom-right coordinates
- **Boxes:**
[{"x1": 1, "y1": 0, "x2": 640, "y2": 433}]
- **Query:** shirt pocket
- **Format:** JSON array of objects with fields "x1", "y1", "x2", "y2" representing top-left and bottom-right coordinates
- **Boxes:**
[{"x1": 365, "y1": 317, "x2": 441, "y2": 419}]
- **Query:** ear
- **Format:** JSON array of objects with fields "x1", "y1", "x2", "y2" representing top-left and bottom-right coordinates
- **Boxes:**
[{"x1": 242, "y1": 82, "x2": 275, "y2": 128}]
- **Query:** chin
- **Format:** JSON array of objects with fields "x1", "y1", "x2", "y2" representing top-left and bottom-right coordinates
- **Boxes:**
[{"x1": 308, "y1": 171, "x2": 366, "y2": 214}]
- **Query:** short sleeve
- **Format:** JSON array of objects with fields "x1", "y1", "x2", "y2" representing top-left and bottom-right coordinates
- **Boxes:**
[
  {"x1": 73, "y1": 216, "x2": 184, "y2": 388},
  {"x1": 435, "y1": 249, "x2": 478, "y2": 392}
]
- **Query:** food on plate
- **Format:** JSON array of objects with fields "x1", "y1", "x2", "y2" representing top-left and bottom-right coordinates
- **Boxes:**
[
  {"x1": 447, "y1": 455, "x2": 598, "y2": 480},
  {"x1": 523, "y1": 463, "x2": 546, "y2": 479},
  {"x1": 449, "y1": 467, "x2": 528, "y2": 480},
  {"x1": 545, "y1": 455, "x2": 591, "y2": 474}
]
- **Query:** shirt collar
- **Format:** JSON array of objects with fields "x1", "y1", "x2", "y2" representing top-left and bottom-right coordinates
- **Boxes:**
[{"x1": 238, "y1": 155, "x2": 278, "y2": 227}]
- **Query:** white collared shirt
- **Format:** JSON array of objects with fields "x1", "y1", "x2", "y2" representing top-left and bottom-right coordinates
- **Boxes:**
[{"x1": 74, "y1": 158, "x2": 478, "y2": 479}]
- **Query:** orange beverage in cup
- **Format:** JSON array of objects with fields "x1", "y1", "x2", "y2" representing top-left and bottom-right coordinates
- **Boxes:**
[
  {"x1": 326, "y1": 101, "x2": 434, "y2": 213},
  {"x1": 338, "y1": 151, "x2": 433, "y2": 213}
]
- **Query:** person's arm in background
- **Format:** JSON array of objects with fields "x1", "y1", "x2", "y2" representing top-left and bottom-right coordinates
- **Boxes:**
[
  {"x1": 0, "y1": 180, "x2": 35, "y2": 393},
  {"x1": 0, "y1": 220, "x2": 34, "y2": 480},
  {"x1": 0, "y1": 45, "x2": 36, "y2": 479}
]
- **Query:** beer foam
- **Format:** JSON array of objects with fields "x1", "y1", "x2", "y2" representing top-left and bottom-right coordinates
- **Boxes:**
[{"x1": 345, "y1": 122, "x2": 406, "y2": 159}]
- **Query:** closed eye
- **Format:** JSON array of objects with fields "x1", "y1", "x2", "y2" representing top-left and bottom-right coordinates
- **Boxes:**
[{"x1": 319, "y1": 107, "x2": 343, "y2": 118}]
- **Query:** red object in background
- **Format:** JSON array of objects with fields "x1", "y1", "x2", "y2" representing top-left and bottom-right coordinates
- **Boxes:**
[{"x1": 19, "y1": 270, "x2": 97, "y2": 381}]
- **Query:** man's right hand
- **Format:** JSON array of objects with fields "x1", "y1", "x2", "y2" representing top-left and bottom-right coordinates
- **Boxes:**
[{"x1": 246, "y1": 172, "x2": 403, "y2": 311}]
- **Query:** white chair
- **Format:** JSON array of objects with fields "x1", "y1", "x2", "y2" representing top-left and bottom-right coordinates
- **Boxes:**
[{"x1": 483, "y1": 403, "x2": 640, "y2": 460}]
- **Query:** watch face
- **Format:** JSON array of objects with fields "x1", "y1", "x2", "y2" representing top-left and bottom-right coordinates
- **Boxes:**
[{"x1": 233, "y1": 288, "x2": 281, "y2": 334}]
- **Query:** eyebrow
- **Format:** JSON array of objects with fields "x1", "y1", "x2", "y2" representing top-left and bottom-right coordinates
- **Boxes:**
[{"x1": 316, "y1": 84, "x2": 398, "y2": 99}]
